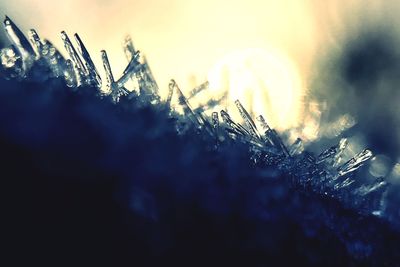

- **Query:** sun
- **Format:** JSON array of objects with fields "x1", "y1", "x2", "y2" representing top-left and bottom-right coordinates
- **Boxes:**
[{"x1": 207, "y1": 48, "x2": 304, "y2": 132}]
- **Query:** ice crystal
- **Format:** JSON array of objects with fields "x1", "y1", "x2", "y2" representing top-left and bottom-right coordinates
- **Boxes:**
[{"x1": 0, "y1": 16, "x2": 393, "y2": 226}]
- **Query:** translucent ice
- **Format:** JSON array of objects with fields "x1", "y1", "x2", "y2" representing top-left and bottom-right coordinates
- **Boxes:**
[
  {"x1": 337, "y1": 149, "x2": 373, "y2": 177},
  {"x1": 0, "y1": 16, "x2": 391, "y2": 222}
]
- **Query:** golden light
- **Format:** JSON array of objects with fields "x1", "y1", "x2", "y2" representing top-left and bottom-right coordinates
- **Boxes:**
[
  {"x1": 2, "y1": 0, "x2": 397, "y2": 139},
  {"x1": 207, "y1": 48, "x2": 304, "y2": 132}
]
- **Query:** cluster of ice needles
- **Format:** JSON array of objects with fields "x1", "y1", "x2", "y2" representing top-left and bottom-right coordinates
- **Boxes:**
[{"x1": 0, "y1": 16, "x2": 392, "y2": 223}]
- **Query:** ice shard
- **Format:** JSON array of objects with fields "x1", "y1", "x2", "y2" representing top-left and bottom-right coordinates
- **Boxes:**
[
  {"x1": 61, "y1": 31, "x2": 86, "y2": 86},
  {"x1": 0, "y1": 46, "x2": 23, "y2": 78},
  {"x1": 256, "y1": 115, "x2": 289, "y2": 156},
  {"x1": 234, "y1": 99, "x2": 261, "y2": 139},
  {"x1": 333, "y1": 138, "x2": 348, "y2": 167},
  {"x1": 101, "y1": 50, "x2": 115, "y2": 87},
  {"x1": 171, "y1": 85, "x2": 212, "y2": 131},
  {"x1": 101, "y1": 50, "x2": 129, "y2": 102},
  {"x1": 63, "y1": 59, "x2": 78, "y2": 87},
  {"x1": 212, "y1": 112, "x2": 219, "y2": 132},
  {"x1": 317, "y1": 145, "x2": 337, "y2": 164},
  {"x1": 354, "y1": 177, "x2": 388, "y2": 196},
  {"x1": 27, "y1": 29, "x2": 43, "y2": 59},
  {"x1": 194, "y1": 92, "x2": 227, "y2": 114},
  {"x1": 337, "y1": 149, "x2": 373, "y2": 177},
  {"x1": 117, "y1": 50, "x2": 141, "y2": 87},
  {"x1": 123, "y1": 35, "x2": 136, "y2": 61},
  {"x1": 0, "y1": 17, "x2": 159, "y2": 101},
  {"x1": 3, "y1": 16, "x2": 35, "y2": 73},
  {"x1": 141, "y1": 56, "x2": 159, "y2": 93},
  {"x1": 3, "y1": 17, "x2": 34, "y2": 55},
  {"x1": 170, "y1": 79, "x2": 202, "y2": 126},
  {"x1": 166, "y1": 79, "x2": 176, "y2": 108},
  {"x1": 220, "y1": 110, "x2": 251, "y2": 137},
  {"x1": 120, "y1": 35, "x2": 140, "y2": 86},
  {"x1": 136, "y1": 56, "x2": 160, "y2": 104},
  {"x1": 316, "y1": 138, "x2": 348, "y2": 165},
  {"x1": 289, "y1": 138, "x2": 304, "y2": 156},
  {"x1": 1, "y1": 47, "x2": 20, "y2": 68},
  {"x1": 333, "y1": 177, "x2": 355, "y2": 190},
  {"x1": 0, "y1": 16, "x2": 392, "y2": 222},
  {"x1": 41, "y1": 40, "x2": 66, "y2": 78},
  {"x1": 74, "y1": 33, "x2": 102, "y2": 88},
  {"x1": 121, "y1": 35, "x2": 141, "y2": 92},
  {"x1": 120, "y1": 36, "x2": 159, "y2": 103},
  {"x1": 187, "y1": 81, "x2": 209, "y2": 99}
]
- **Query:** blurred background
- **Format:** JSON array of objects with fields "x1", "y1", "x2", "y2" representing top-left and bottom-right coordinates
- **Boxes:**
[
  {"x1": 0, "y1": 0, "x2": 319, "y2": 89},
  {"x1": 1, "y1": 0, "x2": 400, "y2": 181}
]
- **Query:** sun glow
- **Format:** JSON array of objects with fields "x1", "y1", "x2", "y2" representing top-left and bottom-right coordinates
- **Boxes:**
[{"x1": 207, "y1": 48, "x2": 304, "y2": 132}]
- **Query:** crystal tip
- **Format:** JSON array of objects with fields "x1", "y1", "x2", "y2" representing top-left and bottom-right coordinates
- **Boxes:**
[
  {"x1": 4, "y1": 15, "x2": 12, "y2": 25},
  {"x1": 60, "y1": 31, "x2": 68, "y2": 40}
]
